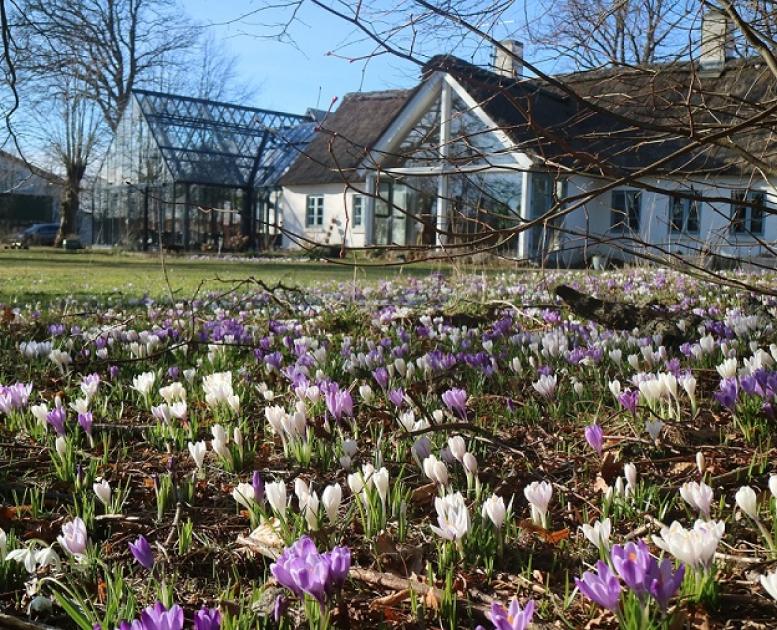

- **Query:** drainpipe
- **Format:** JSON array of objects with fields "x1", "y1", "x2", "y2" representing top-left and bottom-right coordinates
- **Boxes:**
[{"x1": 436, "y1": 79, "x2": 452, "y2": 247}]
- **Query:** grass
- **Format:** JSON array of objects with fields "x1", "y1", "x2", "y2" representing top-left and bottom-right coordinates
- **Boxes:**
[{"x1": 0, "y1": 248, "x2": 453, "y2": 301}]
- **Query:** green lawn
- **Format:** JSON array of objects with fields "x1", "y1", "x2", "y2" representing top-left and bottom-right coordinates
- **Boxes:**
[{"x1": 0, "y1": 248, "x2": 452, "y2": 302}]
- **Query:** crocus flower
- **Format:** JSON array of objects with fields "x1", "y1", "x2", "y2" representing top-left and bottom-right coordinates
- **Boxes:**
[
  {"x1": 325, "y1": 387, "x2": 353, "y2": 421},
  {"x1": 611, "y1": 540, "x2": 655, "y2": 597},
  {"x1": 129, "y1": 535, "x2": 154, "y2": 570},
  {"x1": 93, "y1": 479, "x2": 111, "y2": 507},
  {"x1": 77, "y1": 411, "x2": 93, "y2": 437},
  {"x1": 481, "y1": 494, "x2": 507, "y2": 529},
  {"x1": 46, "y1": 406, "x2": 67, "y2": 436},
  {"x1": 575, "y1": 560, "x2": 621, "y2": 611},
  {"x1": 270, "y1": 536, "x2": 350, "y2": 605},
  {"x1": 648, "y1": 557, "x2": 685, "y2": 610},
  {"x1": 652, "y1": 520, "x2": 724, "y2": 571},
  {"x1": 430, "y1": 491, "x2": 470, "y2": 541},
  {"x1": 679, "y1": 481, "x2": 713, "y2": 519},
  {"x1": 617, "y1": 389, "x2": 639, "y2": 414},
  {"x1": 441, "y1": 388, "x2": 468, "y2": 418},
  {"x1": 388, "y1": 388, "x2": 405, "y2": 408},
  {"x1": 193, "y1": 606, "x2": 221, "y2": 630},
  {"x1": 57, "y1": 517, "x2": 88, "y2": 558},
  {"x1": 760, "y1": 569, "x2": 777, "y2": 600},
  {"x1": 137, "y1": 602, "x2": 183, "y2": 630},
  {"x1": 188, "y1": 441, "x2": 207, "y2": 469},
  {"x1": 487, "y1": 598, "x2": 534, "y2": 630},
  {"x1": 581, "y1": 518, "x2": 611, "y2": 550},
  {"x1": 252, "y1": 471, "x2": 265, "y2": 504},
  {"x1": 524, "y1": 481, "x2": 552, "y2": 528},
  {"x1": 735, "y1": 486, "x2": 759, "y2": 520},
  {"x1": 584, "y1": 423, "x2": 604, "y2": 455}
]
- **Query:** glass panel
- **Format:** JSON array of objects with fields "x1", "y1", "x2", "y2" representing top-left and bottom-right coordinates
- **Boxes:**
[{"x1": 392, "y1": 184, "x2": 408, "y2": 246}]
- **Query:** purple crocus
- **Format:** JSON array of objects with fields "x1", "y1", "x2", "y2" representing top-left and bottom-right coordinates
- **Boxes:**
[
  {"x1": 714, "y1": 378, "x2": 739, "y2": 409},
  {"x1": 129, "y1": 535, "x2": 154, "y2": 570},
  {"x1": 270, "y1": 536, "x2": 351, "y2": 606},
  {"x1": 388, "y1": 388, "x2": 405, "y2": 408},
  {"x1": 252, "y1": 471, "x2": 265, "y2": 504},
  {"x1": 46, "y1": 406, "x2": 67, "y2": 436},
  {"x1": 78, "y1": 411, "x2": 93, "y2": 437},
  {"x1": 647, "y1": 558, "x2": 685, "y2": 610},
  {"x1": 487, "y1": 598, "x2": 535, "y2": 630},
  {"x1": 442, "y1": 388, "x2": 468, "y2": 419},
  {"x1": 575, "y1": 560, "x2": 621, "y2": 612},
  {"x1": 372, "y1": 367, "x2": 389, "y2": 390},
  {"x1": 617, "y1": 389, "x2": 639, "y2": 414},
  {"x1": 325, "y1": 387, "x2": 353, "y2": 421},
  {"x1": 611, "y1": 540, "x2": 654, "y2": 597},
  {"x1": 193, "y1": 606, "x2": 221, "y2": 630},
  {"x1": 584, "y1": 423, "x2": 604, "y2": 456},
  {"x1": 137, "y1": 602, "x2": 183, "y2": 630}
]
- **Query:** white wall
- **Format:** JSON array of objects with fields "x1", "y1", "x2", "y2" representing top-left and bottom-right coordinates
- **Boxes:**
[
  {"x1": 278, "y1": 182, "x2": 368, "y2": 249},
  {"x1": 560, "y1": 174, "x2": 777, "y2": 264}
]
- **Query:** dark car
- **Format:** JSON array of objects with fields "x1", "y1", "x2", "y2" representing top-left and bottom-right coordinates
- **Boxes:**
[{"x1": 20, "y1": 223, "x2": 60, "y2": 247}]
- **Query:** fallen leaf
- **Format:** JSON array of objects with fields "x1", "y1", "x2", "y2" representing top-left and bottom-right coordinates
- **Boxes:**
[
  {"x1": 519, "y1": 519, "x2": 570, "y2": 544},
  {"x1": 236, "y1": 518, "x2": 284, "y2": 559},
  {"x1": 411, "y1": 482, "x2": 437, "y2": 506}
]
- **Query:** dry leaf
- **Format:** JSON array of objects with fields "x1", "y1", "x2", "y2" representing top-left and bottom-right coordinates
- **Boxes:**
[
  {"x1": 411, "y1": 482, "x2": 437, "y2": 506},
  {"x1": 370, "y1": 589, "x2": 410, "y2": 608},
  {"x1": 236, "y1": 518, "x2": 284, "y2": 559},
  {"x1": 424, "y1": 587, "x2": 439, "y2": 611}
]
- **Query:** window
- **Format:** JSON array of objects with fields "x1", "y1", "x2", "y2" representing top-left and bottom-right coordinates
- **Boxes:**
[
  {"x1": 731, "y1": 190, "x2": 765, "y2": 235},
  {"x1": 610, "y1": 190, "x2": 641, "y2": 232},
  {"x1": 352, "y1": 195, "x2": 363, "y2": 227},
  {"x1": 305, "y1": 195, "x2": 324, "y2": 228},
  {"x1": 670, "y1": 195, "x2": 700, "y2": 234}
]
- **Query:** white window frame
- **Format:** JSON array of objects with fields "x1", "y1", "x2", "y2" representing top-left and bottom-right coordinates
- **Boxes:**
[
  {"x1": 669, "y1": 194, "x2": 700, "y2": 234},
  {"x1": 305, "y1": 195, "x2": 324, "y2": 228},
  {"x1": 610, "y1": 189, "x2": 641, "y2": 232},
  {"x1": 352, "y1": 194, "x2": 364, "y2": 229},
  {"x1": 730, "y1": 189, "x2": 765, "y2": 235}
]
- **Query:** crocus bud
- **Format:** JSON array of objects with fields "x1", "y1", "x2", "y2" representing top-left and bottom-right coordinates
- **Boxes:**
[
  {"x1": 55, "y1": 436, "x2": 67, "y2": 458},
  {"x1": 736, "y1": 486, "x2": 759, "y2": 520}
]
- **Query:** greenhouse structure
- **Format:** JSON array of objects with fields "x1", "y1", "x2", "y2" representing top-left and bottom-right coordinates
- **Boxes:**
[{"x1": 90, "y1": 89, "x2": 316, "y2": 251}]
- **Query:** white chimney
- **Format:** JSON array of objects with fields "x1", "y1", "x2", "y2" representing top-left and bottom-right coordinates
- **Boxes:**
[
  {"x1": 492, "y1": 40, "x2": 523, "y2": 78},
  {"x1": 700, "y1": 8, "x2": 731, "y2": 72}
]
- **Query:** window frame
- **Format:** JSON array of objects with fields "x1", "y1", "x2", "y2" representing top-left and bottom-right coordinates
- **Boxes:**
[
  {"x1": 352, "y1": 194, "x2": 364, "y2": 228},
  {"x1": 669, "y1": 194, "x2": 701, "y2": 235},
  {"x1": 610, "y1": 189, "x2": 641, "y2": 233},
  {"x1": 305, "y1": 194, "x2": 324, "y2": 228},
  {"x1": 730, "y1": 189, "x2": 765, "y2": 235}
]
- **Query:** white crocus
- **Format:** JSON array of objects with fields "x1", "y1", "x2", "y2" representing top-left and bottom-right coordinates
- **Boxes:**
[
  {"x1": 716, "y1": 358, "x2": 738, "y2": 379},
  {"x1": 769, "y1": 475, "x2": 777, "y2": 500},
  {"x1": 430, "y1": 491, "x2": 470, "y2": 542},
  {"x1": 645, "y1": 419, "x2": 664, "y2": 441},
  {"x1": 735, "y1": 486, "x2": 759, "y2": 521},
  {"x1": 132, "y1": 371, "x2": 156, "y2": 397},
  {"x1": 321, "y1": 484, "x2": 342, "y2": 523},
  {"x1": 524, "y1": 481, "x2": 553, "y2": 528},
  {"x1": 447, "y1": 436, "x2": 466, "y2": 462},
  {"x1": 93, "y1": 480, "x2": 111, "y2": 507},
  {"x1": 652, "y1": 519, "x2": 725, "y2": 571},
  {"x1": 373, "y1": 467, "x2": 389, "y2": 506},
  {"x1": 581, "y1": 517, "x2": 611, "y2": 549},
  {"x1": 760, "y1": 569, "x2": 777, "y2": 600},
  {"x1": 188, "y1": 441, "x2": 207, "y2": 469},
  {"x1": 232, "y1": 482, "x2": 255, "y2": 510},
  {"x1": 680, "y1": 481, "x2": 714, "y2": 519},
  {"x1": 265, "y1": 481, "x2": 287, "y2": 519},
  {"x1": 481, "y1": 494, "x2": 506, "y2": 529}
]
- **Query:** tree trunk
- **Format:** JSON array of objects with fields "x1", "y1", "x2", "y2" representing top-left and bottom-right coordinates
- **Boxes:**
[{"x1": 56, "y1": 172, "x2": 82, "y2": 247}]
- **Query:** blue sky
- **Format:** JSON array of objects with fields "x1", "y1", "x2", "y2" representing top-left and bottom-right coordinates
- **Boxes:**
[
  {"x1": 185, "y1": 1, "x2": 532, "y2": 114},
  {"x1": 187, "y1": 1, "x2": 424, "y2": 113}
]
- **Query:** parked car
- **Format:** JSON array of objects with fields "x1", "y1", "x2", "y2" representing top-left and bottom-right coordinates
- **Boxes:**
[{"x1": 19, "y1": 223, "x2": 60, "y2": 247}]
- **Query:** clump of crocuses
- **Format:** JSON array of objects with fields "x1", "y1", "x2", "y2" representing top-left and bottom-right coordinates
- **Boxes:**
[
  {"x1": 576, "y1": 539, "x2": 684, "y2": 625},
  {"x1": 270, "y1": 536, "x2": 351, "y2": 611}
]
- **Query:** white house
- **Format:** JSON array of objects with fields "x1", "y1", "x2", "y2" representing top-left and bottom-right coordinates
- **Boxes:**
[{"x1": 279, "y1": 12, "x2": 777, "y2": 266}]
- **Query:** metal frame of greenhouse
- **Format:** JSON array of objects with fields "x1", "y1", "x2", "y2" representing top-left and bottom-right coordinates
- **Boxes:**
[{"x1": 90, "y1": 89, "x2": 316, "y2": 251}]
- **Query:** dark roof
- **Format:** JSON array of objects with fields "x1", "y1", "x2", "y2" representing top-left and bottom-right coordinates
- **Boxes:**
[
  {"x1": 279, "y1": 89, "x2": 413, "y2": 186},
  {"x1": 423, "y1": 55, "x2": 777, "y2": 177}
]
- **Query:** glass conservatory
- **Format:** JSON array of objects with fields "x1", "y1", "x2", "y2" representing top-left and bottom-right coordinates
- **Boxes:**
[{"x1": 91, "y1": 89, "x2": 315, "y2": 250}]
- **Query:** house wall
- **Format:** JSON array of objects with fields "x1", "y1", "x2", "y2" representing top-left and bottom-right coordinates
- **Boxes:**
[
  {"x1": 278, "y1": 182, "x2": 368, "y2": 249},
  {"x1": 560, "y1": 175, "x2": 777, "y2": 265}
]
